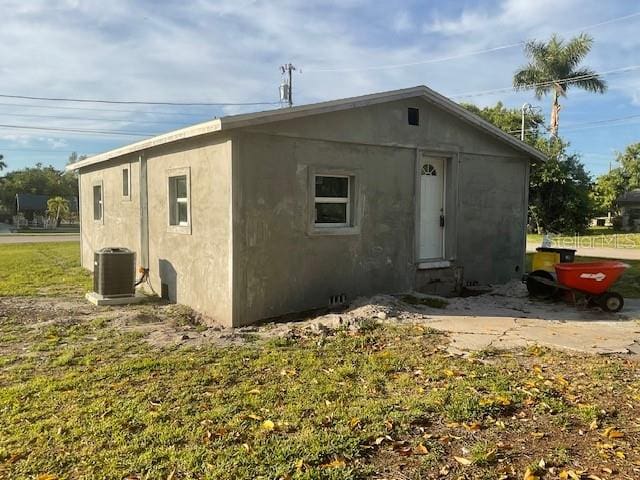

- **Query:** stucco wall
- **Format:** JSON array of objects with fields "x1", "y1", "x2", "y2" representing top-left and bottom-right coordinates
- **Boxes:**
[
  {"x1": 146, "y1": 136, "x2": 233, "y2": 325},
  {"x1": 231, "y1": 98, "x2": 530, "y2": 323},
  {"x1": 247, "y1": 97, "x2": 522, "y2": 158},
  {"x1": 232, "y1": 132, "x2": 416, "y2": 325},
  {"x1": 79, "y1": 155, "x2": 141, "y2": 270},
  {"x1": 456, "y1": 154, "x2": 528, "y2": 284}
]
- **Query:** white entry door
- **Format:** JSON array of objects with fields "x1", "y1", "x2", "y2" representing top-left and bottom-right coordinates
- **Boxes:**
[{"x1": 419, "y1": 156, "x2": 445, "y2": 259}]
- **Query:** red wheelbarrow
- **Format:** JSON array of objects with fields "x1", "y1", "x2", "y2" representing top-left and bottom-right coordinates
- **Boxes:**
[{"x1": 526, "y1": 261, "x2": 630, "y2": 312}]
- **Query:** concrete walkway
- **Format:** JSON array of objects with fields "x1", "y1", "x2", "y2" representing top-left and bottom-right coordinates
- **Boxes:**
[
  {"x1": 526, "y1": 243, "x2": 640, "y2": 260},
  {"x1": 428, "y1": 311, "x2": 640, "y2": 356},
  {"x1": 0, "y1": 234, "x2": 79, "y2": 244}
]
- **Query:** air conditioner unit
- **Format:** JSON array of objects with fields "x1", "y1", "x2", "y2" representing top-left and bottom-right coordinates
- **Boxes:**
[{"x1": 93, "y1": 247, "x2": 136, "y2": 298}]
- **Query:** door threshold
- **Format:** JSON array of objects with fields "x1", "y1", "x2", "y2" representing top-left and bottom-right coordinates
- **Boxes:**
[{"x1": 417, "y1": 260, "x2": 451, "y2": 270}]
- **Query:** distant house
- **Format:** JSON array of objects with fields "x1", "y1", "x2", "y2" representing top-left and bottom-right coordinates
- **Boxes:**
[
  {"x1": 14, "y1": 193, "x2": 78, "y2": 220},
  {"x1": 67, "y1": 85, "x2": 546, "y2": 327},
  {"x1": 617, "y1": 189, "x2": 640, "y2": 231}
]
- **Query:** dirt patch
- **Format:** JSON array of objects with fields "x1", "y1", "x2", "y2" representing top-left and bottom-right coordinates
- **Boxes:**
[{"x1": 1, "y1": 281, "x2": 639, "y2": 354}]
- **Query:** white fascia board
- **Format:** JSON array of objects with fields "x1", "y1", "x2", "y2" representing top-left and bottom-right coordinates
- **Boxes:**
[{"x1": 66, "y1": 118, "x2": 222, "y2": 171}]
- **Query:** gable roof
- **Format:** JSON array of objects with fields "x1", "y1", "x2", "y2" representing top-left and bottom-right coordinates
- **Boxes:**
[
  {"x1": 67, "y1": 85, "x2": 547, "y2": 171},
  {"x1": 617, "y1": 189, "x2": 640, "y2": 205}
]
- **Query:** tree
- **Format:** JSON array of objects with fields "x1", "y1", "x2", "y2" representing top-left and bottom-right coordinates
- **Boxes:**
[
  {"x1": 47, "y1": 196, "x2": 70, "y2": 227},
  {"x1": 591, "y1": 142, "x2": 640, "y2": 215},
  {"x1": 463, "y1": 102, "x2": 593, "y2": 234},
  {"x1": 462, "y1": 101, "x2": 545, "y2": 142},
  {"x1": 528, "y1": 138, "x2": 593, "y2": 234},
  {"x1": 0, "y1": 164, "x2": 78, "y2": 213},
  {"x1": 591, "y1": 169, "x2": 626, "y2": 216},
  {"x1": 0, "y1": 154, "x2": 6, "y2": 172},
  {"x1": 513, "y1": 33, "x2": 607, "y2": 137},
  {"x1": 616, "y1": 142, "x2": 640, "y2": 189}
]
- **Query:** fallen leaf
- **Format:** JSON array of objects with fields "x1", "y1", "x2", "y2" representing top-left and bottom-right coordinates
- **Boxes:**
[
  {"x1": 414, "y1": 443, "x2": 429, "y2": 455},
  {"x1": 348, "y1": 417, "x2": 360, "y2": 429},
  {"x1": 36, "y1": 475, "x2": 58, "y2": 480},
  {"x1": 523, "y1": 467, "x2": 540, "y2": 480},
  {"x1": 454, "y1": 456, "x2": 472, "y2": 466},
  {"x1": 322, "y1": 458, "x2": 346, "y2": 469},
  {"x1": 602, "y1": 427, "x2": 624, "y2": 439},
  {"x1": 589, "y1": 419, "x2": 599, "y2": 431},
  {"x1": 247, "y1": 414, "x2": 262, "y2": 421},
  {"x1": 247, "y1": 388, "x2": 261, "y2": 394},
  {"x1": 463, "y1": 421, "x2": 481, "y2": 432},
  {"x1": 261, "y1": 420, "x2": 275, "y2": 431}
]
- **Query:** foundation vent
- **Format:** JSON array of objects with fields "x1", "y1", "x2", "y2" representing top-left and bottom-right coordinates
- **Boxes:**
[{"x1": 329, "y1": 294, "x2": 347, "y2": 306}]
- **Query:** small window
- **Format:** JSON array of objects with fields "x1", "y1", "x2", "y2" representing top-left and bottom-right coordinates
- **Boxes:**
[
  {"x1": 408, "y1": 107, "x2": 420, "y2": 126},
  {"x1": 314, "y1": 175, "x2": 350, "y2": 227},
  {"x1": 169, "y1": 175, "x2": 189, "y2": 227},
  {"x1": 122, "y1": 168, "x2": 130, "y2": 197},
  {"x1": 93, "y1": 185, "x2": 103, "y2": 221}
]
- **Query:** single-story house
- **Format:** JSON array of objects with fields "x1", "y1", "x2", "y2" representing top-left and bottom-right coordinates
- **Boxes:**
[
  {"x1": 15, "y1": 193, "x2": 79, "y2": 220},
  {"x1": 67, "y1": 85, "x2": 546, "y2": 327},
  {"x1": 617, "y1": 189, "x2": 640, "y2": 231}
]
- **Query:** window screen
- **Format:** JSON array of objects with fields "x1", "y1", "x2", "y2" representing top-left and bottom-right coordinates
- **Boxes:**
[
  {"x1": 169, "y1": 175, "x2": 189, "y2": 226},
  {"x1": 314, "y1": 175, "x2": 350, "y2": 226},
  {"x1": 93, "y1": 185, "x2": 102, "y2": 221},
  {"x1": 122, "y1": 168, "x2": 129, "y2": 197}
]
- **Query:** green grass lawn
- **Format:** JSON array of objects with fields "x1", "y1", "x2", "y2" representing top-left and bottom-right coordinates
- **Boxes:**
[
  {"x1": 527, "y1": 227, "x2": 640, "y2": 249},
  {"x1": 1, "y1": 311, "x2": 639, "y2": 479},
  {"x1": 1, "y1": 243, "x2": 639, "y2": 479},
  {"x1": 0, "y1": 242, "x2": 91, "y2": 296}
]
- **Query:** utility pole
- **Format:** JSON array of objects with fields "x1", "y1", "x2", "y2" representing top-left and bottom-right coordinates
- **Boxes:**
[
  {"x1": 279, "y1": 63, "x2": 296, "y2": 108},
  {"x1": 520, "y1": 103, "x2": 531, "y2": 141}
]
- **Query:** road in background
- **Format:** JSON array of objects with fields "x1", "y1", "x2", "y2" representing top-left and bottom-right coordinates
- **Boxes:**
[
  {"x1": 526, "y1": 243, "x2": 640, "y2": 260},
  {"x1": 0, "y1": 234, "x2": 79, "y2": 244}
]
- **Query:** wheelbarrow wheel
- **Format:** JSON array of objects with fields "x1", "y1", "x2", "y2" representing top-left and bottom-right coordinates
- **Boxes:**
[
  {"x1": 599, "y1": 292, "x2": 624, "y2": 313},
  {"x1": 526, "y1": 270, "x2": 557, "y2": 299}
]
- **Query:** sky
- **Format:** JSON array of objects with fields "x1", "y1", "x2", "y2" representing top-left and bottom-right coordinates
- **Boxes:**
[{"x1": 0, "y1": 0, "x2": 638, "y2": 177}]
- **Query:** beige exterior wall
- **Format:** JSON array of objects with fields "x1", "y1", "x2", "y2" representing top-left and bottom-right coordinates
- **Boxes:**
[
  {"x1": 79, "y1": 96, "x2": 531, "y2": 327},
  {"x1": 231, "y1": 98, "x2": 529, "y2": 324},
  {"x1": 145, "y1": 136, "x2": 233, "y2": 325},
  {"x1": 79, "y1": 155, "x2": 141, "y2": 269},
  {"x1": 79, "y1": 135, "x2": 233, "y2": 326}
]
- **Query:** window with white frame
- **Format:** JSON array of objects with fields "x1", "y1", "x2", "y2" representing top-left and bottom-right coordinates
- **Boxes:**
[
  {"x1": 122, "y1": 167, "x2": 130, "y2": 197},
  {"x1": 93, "y1": 184, "x2": 103, "y2": 221},
  {"x1": 168, "y1": 174, "x2": 189, "y2": 226},
  {"x1": 314, "y1": 175, "x2": 350, "y2": 227}
]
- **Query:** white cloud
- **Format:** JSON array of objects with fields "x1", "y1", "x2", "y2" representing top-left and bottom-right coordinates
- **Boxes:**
[{"x1": 0, "y1": 0, "x2": 638, "y2": 174}]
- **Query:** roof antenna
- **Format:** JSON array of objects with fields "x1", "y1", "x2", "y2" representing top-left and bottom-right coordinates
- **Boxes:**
[{"x1": 279, "y1": 63, "x2": 296, "y2": 108}]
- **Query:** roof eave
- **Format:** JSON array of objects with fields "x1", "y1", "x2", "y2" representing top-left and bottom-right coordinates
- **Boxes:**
[{"x1": 66, "y1": 118, "x2": 223, "y2": 171}]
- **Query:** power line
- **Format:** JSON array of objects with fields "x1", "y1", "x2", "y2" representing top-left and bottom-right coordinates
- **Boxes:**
[
  {"x1": 305, "y1": 43, "x2": 524, "y2": 73},
  {"x1": 0, "y1": 93, "x2": 280, "y2": 107},
  {"x1": 0, "y1": 124, "x2": 156, "y2": 137},
  {"x1": 0, "y1": 111, "x2": 197, "y2": 126},
  {"x1": 0, "y1": 101, "x2": 213, "y2": 116},
  {"x1": 303, "y1": 11, "x2": 640, "y2": 73},
  {"x1": 449, "y1": 65, "x2": 640, "y2": 99}
]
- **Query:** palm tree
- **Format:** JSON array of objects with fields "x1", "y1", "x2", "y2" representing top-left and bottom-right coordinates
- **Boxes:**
[
  {"x1": 47, "y1": 196, "x2": 70, "y2": 227},
  {"x1": 0, "y1": 154, "x2": 6, "y2": 171},
  {"x1": 513, "y1": 33, "x2": 607, "y2": 137}
]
